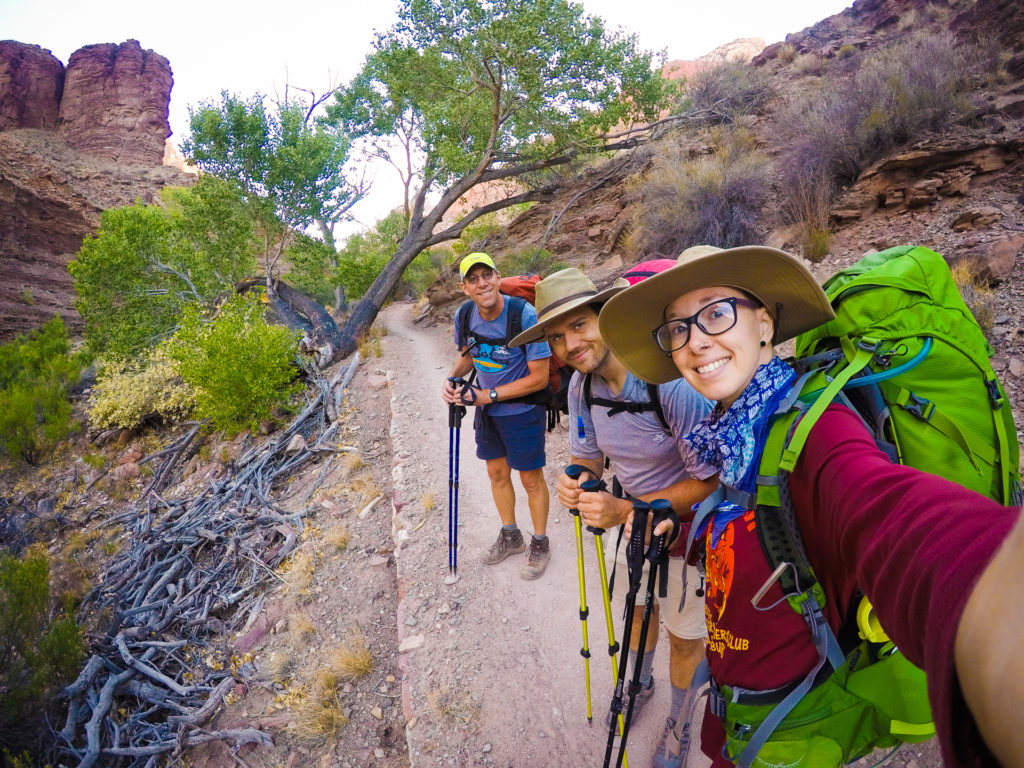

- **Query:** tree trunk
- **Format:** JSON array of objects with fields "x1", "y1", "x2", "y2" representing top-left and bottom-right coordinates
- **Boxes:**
[{"x1": 332, "y1": 232, "x2": 432, "y2": 361}]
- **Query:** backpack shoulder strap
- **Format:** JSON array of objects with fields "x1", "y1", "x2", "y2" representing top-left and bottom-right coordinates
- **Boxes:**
[
  {"x1": 647, "y1": 383, "x2": 671, "y2": 435},
  {"x1": 583, "y1": 372, "x2": 594, "y2": 409},
  {"x1": 505, "y1": 295, "x2": 527, "y2": 343},
  {"x1": 455, "y1": 299, "x2": 474, "y2": 349}
]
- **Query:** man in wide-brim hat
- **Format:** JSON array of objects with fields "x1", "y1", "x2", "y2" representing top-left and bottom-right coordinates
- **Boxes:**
[{"x1": 512, "y1": 266, "x2": 718, "y2": 766}]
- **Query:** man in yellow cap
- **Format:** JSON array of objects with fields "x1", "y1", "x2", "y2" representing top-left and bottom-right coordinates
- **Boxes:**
[{"x1": 441, "y1": 253, "x2": 553, "y2": 579}]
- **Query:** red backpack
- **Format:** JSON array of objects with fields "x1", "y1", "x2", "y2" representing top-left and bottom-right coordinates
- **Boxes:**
[{"x1": 498, "y1": 274, "x2": 568, "y2": 394}]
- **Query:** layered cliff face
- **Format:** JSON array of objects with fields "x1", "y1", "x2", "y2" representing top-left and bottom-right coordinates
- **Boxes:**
[
  {"x1": 0, "y1": 39, "x2": 192, "y2": 341},
  {"x1": 59, "y1": 41, "x2": 173, "y2": 165}
]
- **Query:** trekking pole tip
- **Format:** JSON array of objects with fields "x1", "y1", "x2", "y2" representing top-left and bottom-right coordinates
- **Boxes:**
[{"x1": 443, "y1": 571, "x2": 460, "y2": 585}]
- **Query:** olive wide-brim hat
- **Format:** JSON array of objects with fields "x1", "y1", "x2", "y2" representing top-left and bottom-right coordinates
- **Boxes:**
[
  {"x1": 598, "y1": 245, "x2": 835, "y2": 384},
  {"x1": 508, "y1": 268, "x2": 628, "y2": 347}
]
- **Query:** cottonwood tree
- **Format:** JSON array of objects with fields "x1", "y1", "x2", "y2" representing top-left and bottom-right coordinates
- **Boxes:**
[
  {"x1": 183, "y1": 89, "x2": 367, "y2": 313},
  {"x1": 326, "y1": 0, "x2": 674, "y2": 359}
]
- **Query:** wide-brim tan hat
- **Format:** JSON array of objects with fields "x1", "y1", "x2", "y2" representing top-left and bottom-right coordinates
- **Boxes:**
[
  {"x1": 599, "y1": 245, "x2": 835, "y2": 384},
  {"x1": 508, "y1": 268, "x2": 628, "y2": 347}
]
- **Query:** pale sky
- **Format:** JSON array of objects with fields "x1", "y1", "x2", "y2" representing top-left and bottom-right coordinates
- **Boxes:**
[{"x1": 3, "y1": 0, "x2": 852, "y2": 234}]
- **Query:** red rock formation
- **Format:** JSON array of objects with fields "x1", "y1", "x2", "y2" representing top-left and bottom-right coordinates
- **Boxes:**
[
  {"x1": 0, "y1": 41, "x2": 64, "y2": 130},
  {"x1": 59, "y1": 40, "x2": 172, "y2": 165}
]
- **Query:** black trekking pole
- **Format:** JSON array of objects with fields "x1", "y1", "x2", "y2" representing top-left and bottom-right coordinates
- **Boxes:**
[
  {"x1": 565, "y1": 464, "x2": 597, "y2": 723},
  {"x1": 603, "y1": 500, "x2": 650, "y2": 768},
  {"x1": 615, "y1": 499, "x2": 673, "y2": 768},
  {"x1": 446, "y1": 377, "x2": 468, "y2": 584}
]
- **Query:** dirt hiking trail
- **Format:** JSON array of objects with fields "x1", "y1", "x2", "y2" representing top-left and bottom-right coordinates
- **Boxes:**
[
  {"x1": 377, "y1": 301, "x2": 941, "y2": 768},
  {"x1": 380, "y1": 302, "x2": 677, "y2": 767}
]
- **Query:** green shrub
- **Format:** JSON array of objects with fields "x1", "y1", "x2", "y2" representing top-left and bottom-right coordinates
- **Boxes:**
[
  {"x1": 628, "y1": 128, "x2": 770, "y2": 256},
  {"x1": 682, "y1": 60, "x2": 774, "y2": 123},
  {"x1": 165, "y1": 293, "x2": 302, "y2": 434},
  {"x1": 398, "y1": 249, "x2": 445, "y2": 298},
  {"x1": 89, "y1": 349, "x2": 196, "y2": 430},
  {"x1": 495, "y1": 249, "x2": 568, "y2": 278},
  {"x1": 0, "y1": 317, "x2": 82, "y2": 464},
  {"x1": 69, "y1": 176, "x2": 258, "y2": 360},
  {"x1": 0, "y1": 553, "x2": 85, "y2": 751}
]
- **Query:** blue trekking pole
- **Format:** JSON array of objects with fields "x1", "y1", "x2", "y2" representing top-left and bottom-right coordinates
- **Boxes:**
[{"x1": 447, "y1": 377, "x2": 468, "y2": 582}]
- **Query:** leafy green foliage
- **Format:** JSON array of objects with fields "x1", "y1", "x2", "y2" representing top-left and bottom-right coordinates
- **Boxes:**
[
  {"x1": 628, "y1": 128, "x2": 770, "y2": 256},
  {"x1": 184, "y1": 92, "x2": 363, "y2": 273},
  {"x1": 336, "y1": 212, "x2": 410, "y2": 300},
  {"x1": 0, "y1": 317, "x2": 82, "y2": 465},
  {"x1": 165, "y1": 293, "x2": 302, "y2": 434},
  {"x1": 284, "y1": 235, "x2": 341, "y2": 307},
  {"x1": 69, "y1": 177, "x2": 259, "y2": 359},
  {"x1": 0, "y1": 553, "x2": 85, "y2": 749},
  {"x1": 331, "y1": 0, "x2": 674, "y2": 188}
]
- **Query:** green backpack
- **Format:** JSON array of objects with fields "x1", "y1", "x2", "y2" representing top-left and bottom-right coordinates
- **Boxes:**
[{"x1": 708, "y1": 244, "x2": 1021, "y2": 767}]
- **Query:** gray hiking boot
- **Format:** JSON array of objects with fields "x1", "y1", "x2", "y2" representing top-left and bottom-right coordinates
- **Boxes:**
[
  {"x1": 652, "y1": 715, "x2": 690, "y2": 768},
  {"x1": 480, "y1": 527, "x2": 525, "y2": 565},
  {"x1": 519, "y1": 536, "x2": 550, "y2": 580},
  {"x1": 605, "y1": 676, "x2": 655, "y2": 726}
]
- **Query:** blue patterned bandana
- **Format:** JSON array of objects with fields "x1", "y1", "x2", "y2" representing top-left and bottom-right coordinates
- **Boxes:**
[{"x1": 683, "y1": 356, "x2": 796, "y2": 493}]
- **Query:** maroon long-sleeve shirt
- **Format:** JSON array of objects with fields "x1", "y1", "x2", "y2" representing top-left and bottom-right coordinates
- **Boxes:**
[{"x1": 695, "y1": 405, "x2": 1019, "y2": 766}]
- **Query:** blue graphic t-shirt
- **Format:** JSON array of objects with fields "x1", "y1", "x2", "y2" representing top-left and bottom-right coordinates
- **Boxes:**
[{"x1": 454, "y1": 298, "x2": 550, "y2": 416}]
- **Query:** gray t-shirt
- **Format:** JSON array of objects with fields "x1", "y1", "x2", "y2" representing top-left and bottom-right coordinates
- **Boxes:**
[
  {"x1": 454, "y1": 297, "x2": 551, "y2": 416},
  {"x1": 568, "y1": 371, "x2": 716, "y2": 495}
]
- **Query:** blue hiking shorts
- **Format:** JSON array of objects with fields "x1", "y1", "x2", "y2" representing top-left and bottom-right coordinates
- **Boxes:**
[{"x1": 474, "y1": 406, "x2": 546, "y2": 471}]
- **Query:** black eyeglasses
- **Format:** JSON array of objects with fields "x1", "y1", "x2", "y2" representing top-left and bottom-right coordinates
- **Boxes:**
[{"x1": 652, "y1": 297, "x2": 760, "y2": 354}]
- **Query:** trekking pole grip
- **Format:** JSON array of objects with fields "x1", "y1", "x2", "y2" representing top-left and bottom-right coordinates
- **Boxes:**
[
  {"x1": 645, "y1": 499, "x2": 674, "y2": 563},
  {"x1": 581, "y1": 476, "x2": 609, "y2": 535},
  {"x1": 447, "y1": 376, "x2": 468, "y2": 424}
]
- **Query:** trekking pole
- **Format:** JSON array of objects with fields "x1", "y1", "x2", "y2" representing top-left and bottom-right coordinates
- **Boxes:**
[
  {"x1": 615, "y1": 499, "x2": 673, "y2": 768},
  {"x1": 603, "y1": 500, "x2": 650, "y2": 768},
  {"x1": 581, "y1": 477, "x2": 629, "y2": 767},
  {"x1": 565, "y1": 464, "x2": 595, "y2": 723},
  {"x1": 446, "y1": 377, "x2": 468, "y2": 583}
]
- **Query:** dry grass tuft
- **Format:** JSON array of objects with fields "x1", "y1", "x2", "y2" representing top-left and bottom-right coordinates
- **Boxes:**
[
  {"x1": 951, "y1": 260, "x2": 996, "y2": 331},
  {"x1": 422, "y1": 490, "x2": 435, "y2": 511},
  {"x1": 328, "y1": 633, "x2": 374, "y2": 680},
  {"x1": 324, "y1": 524, "x2": 351, "y2": 552},
  {"x1": 343, "y1": 452, "x2": 364, "y2": 473},
  {"x1": 291, "y1": 695, "x2": 348, "y2": 744},
  {"x1": 281, "y1": 550, "x2": 316, "y2": 597},
  {"x1": 289, "y1": 612, "x2": 316, "y2": 640},
  {"x1": 426, "y1": 684, "x2": 479, "y2": 725},
  {"x1": 776, "y1": 43, "x2": 797, "y2": 65},
  {"x1": 263, "y1": 651, "x2": 294, "y2": 683}
]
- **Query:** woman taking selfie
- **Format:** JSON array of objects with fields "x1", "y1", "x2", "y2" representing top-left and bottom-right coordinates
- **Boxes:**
[{"x1": 598, "y1": 245, "x2": 1023, "y2": 768}]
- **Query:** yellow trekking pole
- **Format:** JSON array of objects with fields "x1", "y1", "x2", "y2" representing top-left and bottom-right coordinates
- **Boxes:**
[
  {"x1": 575, "y1": 470, "x2": 628, "y2": 767},
  {"x1": 565, "y1": 464, "x2": 593, "y2": 722}
]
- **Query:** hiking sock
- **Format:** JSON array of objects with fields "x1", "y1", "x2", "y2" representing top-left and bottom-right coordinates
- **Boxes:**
[
  {"x1": 640, "y1": 647, "x2": 655, "y2": 688},
  {"x1": 532, "y1": 533, "x2": 548, "y2": 543},
  {"x1": 502, "y1": 523, "x2": 519, "y2": 532},
  {"x1": 669, "y1": 683, "x2": 688, "y2": 722},
  {"x1": 627, "y1": 648, "x2": 656, "y2": 689}
]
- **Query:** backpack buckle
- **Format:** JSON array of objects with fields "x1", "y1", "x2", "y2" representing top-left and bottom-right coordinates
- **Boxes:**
[
  {"x1": 986, "y1": 378, "x2": 1004, "y2": 409},
  {"x1": 903, "y1": 393, "x2": 935, "y2": 422}
]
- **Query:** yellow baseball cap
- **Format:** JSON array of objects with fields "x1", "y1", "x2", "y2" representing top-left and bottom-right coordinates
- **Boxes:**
[{"x1": 459, "y1": 252, "x2": 497, "y2": 279}]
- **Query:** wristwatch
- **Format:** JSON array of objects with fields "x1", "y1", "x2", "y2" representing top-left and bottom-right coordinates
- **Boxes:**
[{"x1": 489, "y1": 388, "x2": 499, "y2": 403}]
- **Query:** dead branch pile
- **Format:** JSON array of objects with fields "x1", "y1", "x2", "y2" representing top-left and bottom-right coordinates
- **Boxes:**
[{"x1": 55, "y1": 355, "x2": 360, "y2": 767}]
